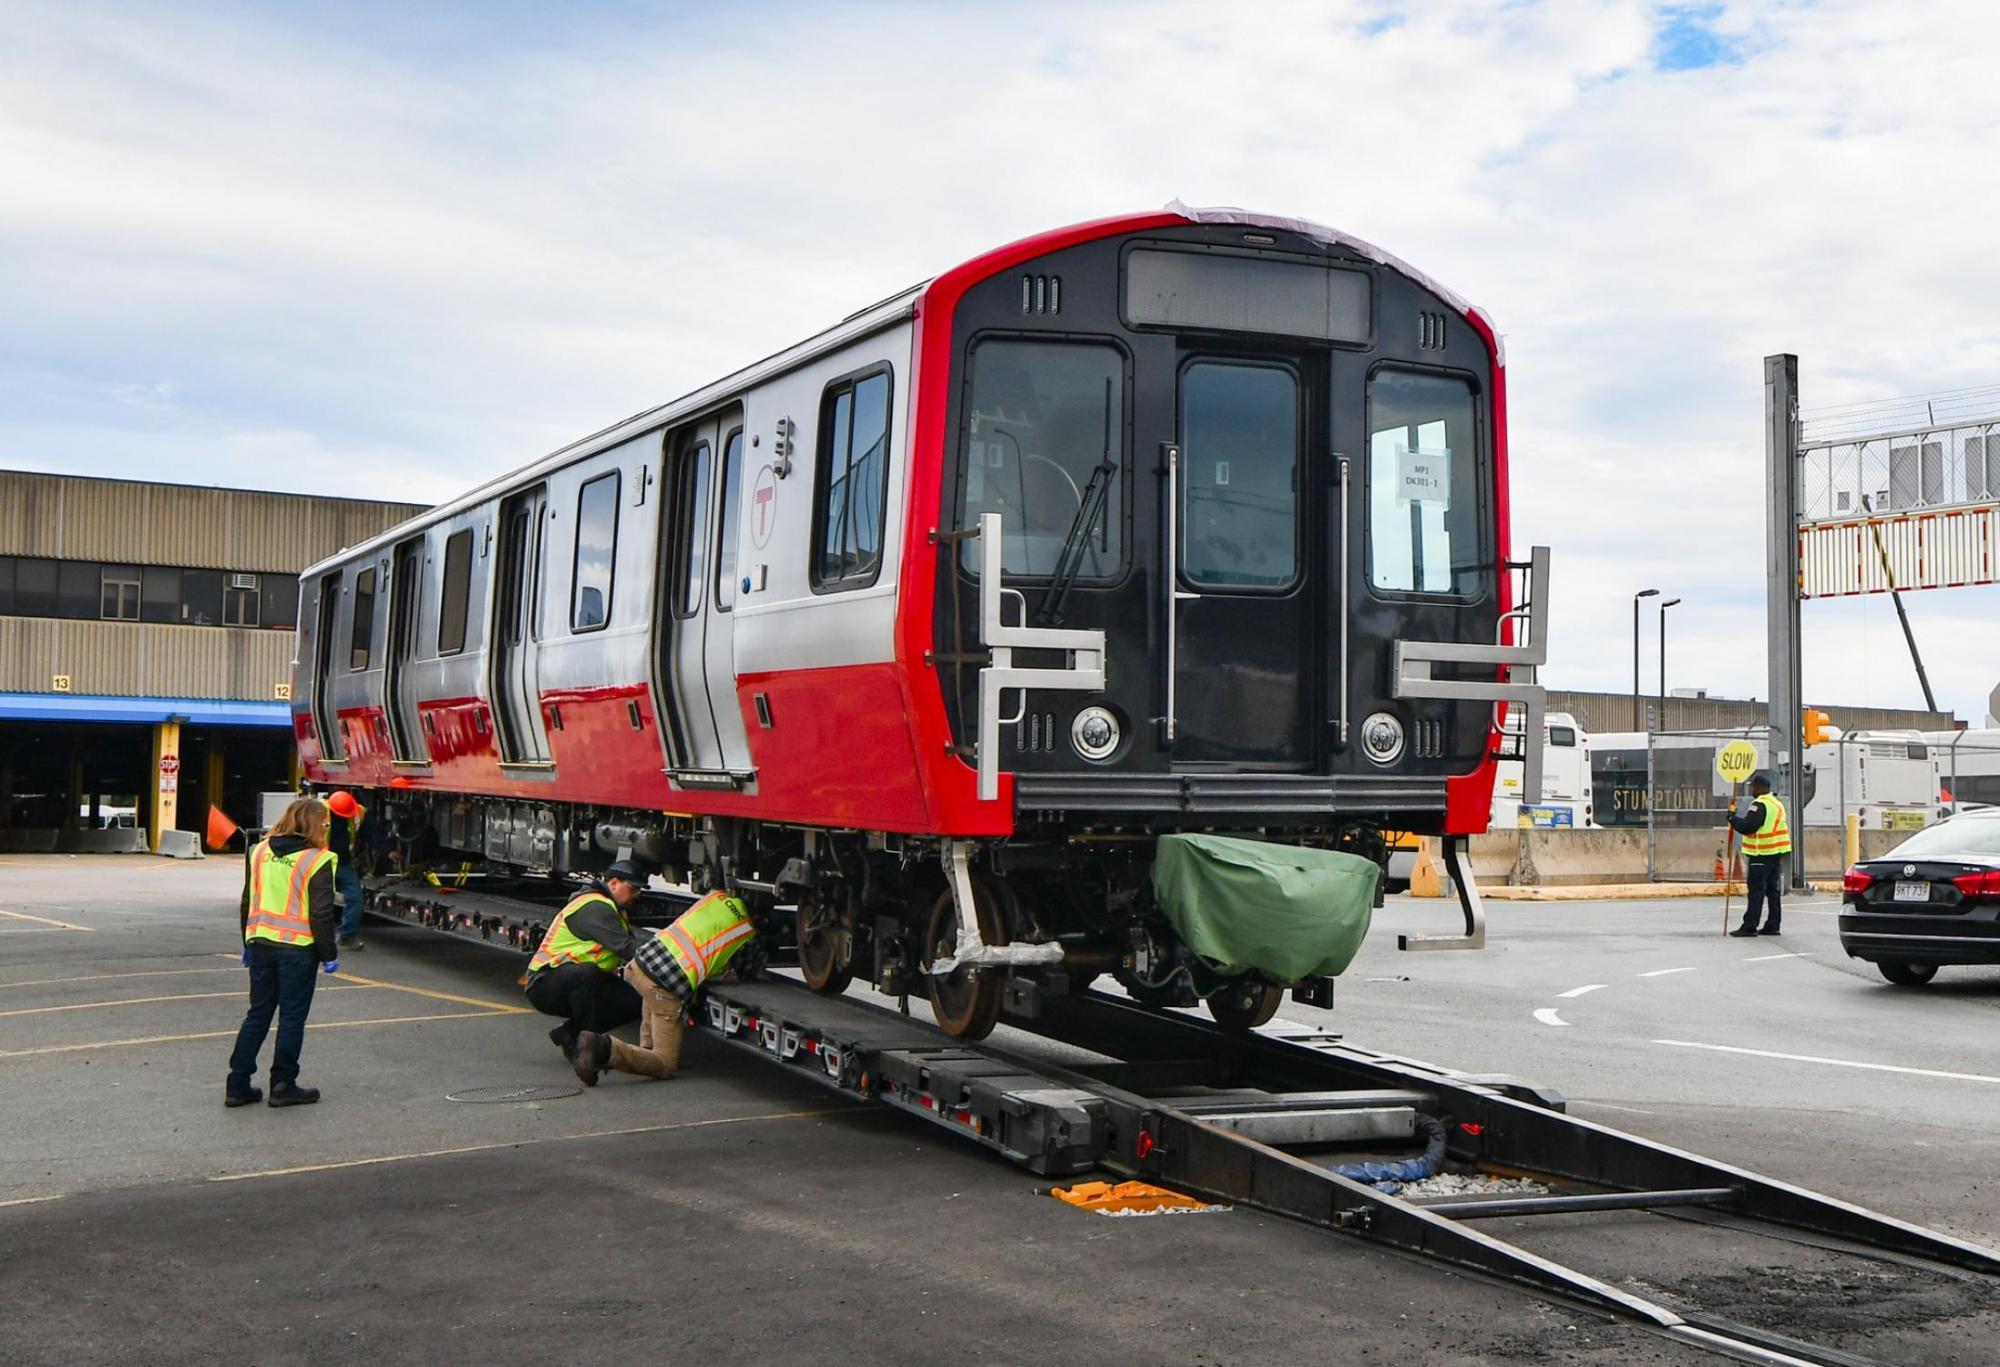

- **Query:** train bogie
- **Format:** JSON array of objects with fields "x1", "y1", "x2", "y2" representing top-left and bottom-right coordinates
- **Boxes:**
[{"x1": 295, "y1": 206, "x2": 1548, "y2": 1038}]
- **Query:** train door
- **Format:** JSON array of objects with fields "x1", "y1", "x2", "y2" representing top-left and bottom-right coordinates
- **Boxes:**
[
  {"x1": 654, "y1": 409, "x2": 749, "y2": 777},
  {"x1": 383, "y1": 537, "x2": 429, "y2": 762},
  {"x1": 1168, "y1": 355, "x2": 1315, "y2": 766},
  {"x1": 490, "y1": 485, "x2": 551, "y2": 764},
  {"x1": 310, "y1": 571, "x2": 345, "y2": 761}
]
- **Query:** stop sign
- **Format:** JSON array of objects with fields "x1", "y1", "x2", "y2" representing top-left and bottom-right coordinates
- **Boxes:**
[{"x1": 158, "y1": 755, "x2": 181, "y2": 776}]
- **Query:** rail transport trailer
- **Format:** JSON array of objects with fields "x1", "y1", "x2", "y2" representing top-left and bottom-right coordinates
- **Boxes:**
[{"x1": 292, "y1": 205, "x2": 1548, "y2": 1039}]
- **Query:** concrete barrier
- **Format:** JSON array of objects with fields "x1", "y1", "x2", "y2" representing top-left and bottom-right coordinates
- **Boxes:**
[
  {"x1": 156, "y1": 829, "x2": 205, "y2": 860},
  {"x1": 1421, "y1": 824, "x2": 1924, "y2": 892},
  {"x1": 56, "y1": 828, "x2": 148, "y2": 854}
]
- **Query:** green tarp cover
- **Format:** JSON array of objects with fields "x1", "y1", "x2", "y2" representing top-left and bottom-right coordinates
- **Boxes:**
[{"x1": 1151, "y1": 834, "x2": 1378, "y2": 980}]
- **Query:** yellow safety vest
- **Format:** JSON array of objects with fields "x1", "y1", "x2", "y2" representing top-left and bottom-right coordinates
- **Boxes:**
[
  {"x1": 245, "y1": 840, "x2": 337, "y2": 947},
  {"x1": 1742, "y1": 793, "x2": 1792, "y2": 857},
  {"x1": 527, "y1": 891, "x2": 625, "y2": 974},
  {"x1": 656, "y1": 892, "x2": 755, "y2": 991}
]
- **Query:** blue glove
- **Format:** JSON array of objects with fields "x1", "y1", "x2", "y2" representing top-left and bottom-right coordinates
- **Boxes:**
[
  {"x1": 322, "y1": 958, "x2": 340, "y2": 976},
  {"x1": 241, "y1": 947, "x2": 251, "y2": 968}
]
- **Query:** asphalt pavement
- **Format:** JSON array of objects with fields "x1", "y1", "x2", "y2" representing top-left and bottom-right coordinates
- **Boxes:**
[{"x1": 3, "y1": 855, "x2": 1997, "y2": 1364}]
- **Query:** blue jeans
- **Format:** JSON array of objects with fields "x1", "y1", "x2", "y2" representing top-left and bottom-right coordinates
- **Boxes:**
[
  {"x1": 228, "y1": 941, "x2": 320, "y2": 1090},
  {"x1": 337, "y1": 865, "x2": 363, "y2": 940}
]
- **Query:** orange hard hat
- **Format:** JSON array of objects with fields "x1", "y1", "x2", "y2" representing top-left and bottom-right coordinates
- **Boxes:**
[
  {"x1": 326, "y1": 790, "x2": 359, "y2": 819},
  {"x1": 388, "y1": 776, "x2": 415, "y2": 790}
]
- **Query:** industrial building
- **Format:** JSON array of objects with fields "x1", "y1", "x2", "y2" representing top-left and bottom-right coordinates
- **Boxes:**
[
  {"x1": 1546, "y1": 688, "x2": 1957, "y2": 737},
  {"x1": 0, "y1": 469, "x2": 422, "y2": 851}
]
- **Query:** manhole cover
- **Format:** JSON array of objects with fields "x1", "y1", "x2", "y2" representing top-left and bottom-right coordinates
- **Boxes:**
[{"x1": 446, "y1": 1084, "x2": 582, "y2": 1104}]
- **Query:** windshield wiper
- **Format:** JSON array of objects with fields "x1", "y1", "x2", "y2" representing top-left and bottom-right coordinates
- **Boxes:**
[{"x1": 1036, "y1": 378, "x2": 1115, "y2": 627}]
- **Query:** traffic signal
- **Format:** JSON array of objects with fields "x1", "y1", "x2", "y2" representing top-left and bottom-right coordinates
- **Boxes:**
[{"x1": 1801, "y1": 708, "x2": 1832, "y2": 745}]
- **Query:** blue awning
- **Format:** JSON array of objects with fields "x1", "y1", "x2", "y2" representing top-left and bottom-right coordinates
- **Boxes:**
[{"x1": 0, "y1": 692, "x2": 293, "y2": 728}]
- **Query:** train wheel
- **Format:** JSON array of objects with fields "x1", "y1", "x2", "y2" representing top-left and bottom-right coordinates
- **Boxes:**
[
  {"x1": 1205, "y1": 981, "x2": 1283, "y2": 1033},
  {"x1": 796, "y1": 894, "x2": 853, "y2": 995},
  {"x1": 924, "y1": 884, "x2": 1006, "y2": 1041}
]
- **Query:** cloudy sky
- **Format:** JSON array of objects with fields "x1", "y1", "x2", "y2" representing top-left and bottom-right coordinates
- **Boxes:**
[{"x1": 4, "y1": 0, "x2": 1998, "y2": 723}]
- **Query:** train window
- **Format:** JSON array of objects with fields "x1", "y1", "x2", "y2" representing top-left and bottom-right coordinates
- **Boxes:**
[
  {"x1": 437, "y1": 528, "x2": 474, "y2": 654},
  {"x1": 572, "y1": 471, "x2": 620, "y2": 631},
  {"x1": 716, "y1": 429, "x2": 742, "y2": 611},
  {"x1": 813, "y1": 368, "x2": 893, "y2": 590},
  {"x1": 350, "y1": 567, "x2": 376, "y2": 669},
  {"x1": 957, "y1": 340, "x2": 1124, "y2": 577},
  {"x1": 1367, "y1": 370, "x2": 1483, "y2": 596},
  {"x1": 1126, "y1": 249, "x2": 1370, "y2": 344},
  {"x1": 675, "y1": 441, "x2": 712, "y2": 619},
  {"x1": 1179, "y1": 360, "x2": 1299, "y2": 590}
]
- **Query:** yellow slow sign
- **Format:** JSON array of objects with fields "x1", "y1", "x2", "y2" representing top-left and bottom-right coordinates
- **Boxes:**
[{"x1": 1716, "y1": 740, "x2": 1760, "y2": 785}]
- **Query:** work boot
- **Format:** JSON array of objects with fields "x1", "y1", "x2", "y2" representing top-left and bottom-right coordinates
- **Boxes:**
[
  {"x1": 268, "y1": 1081, "x2": 321, "y2": 1107},
  {"x1": 572, "y1": 1032, "x2": 612, "y2": 1087},
  {"x1": 549, "y1": 1023, "x2": 578, "y2": 1059},
  {"x1": 224, "y1": 1086, "x2": 263, "y2": 1108},
  {"x1": 338, "y1": 936, "x2": 365, "y2": 950},
  {"x1": 1727, "y1": 927, "x2": 1758, "y2": 937},
  {"x1": 1758, "y1": 926, "x2": 1782, "y2": 935}
]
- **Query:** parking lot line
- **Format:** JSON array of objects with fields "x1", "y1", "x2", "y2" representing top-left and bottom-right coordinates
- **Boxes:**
[
  {"x1": 207, "y1": 1106, "x2": 865, "y2": 1183},
  {"x1": 0, "y1": 1010, "x2": 516, "y2": 1060},
  {"x1": 0, "y1": 967, "x2": 241, "y2": 992},
  {"x1": 0, "y1": 908, "x2": 95, "y2": 932},
  {"x1": 328, "y1": 969, "x2": 532, "y2": 1015},
  {"x1": 1653, "y1": 1039, "x2": 2000, "y2": 1085},
  {"x1": 1639, "y1": 967, "x2": 1697, "y2": 978},
  {"x1": 0, "y1": 985, "x2": 372, "y2": 1020}
]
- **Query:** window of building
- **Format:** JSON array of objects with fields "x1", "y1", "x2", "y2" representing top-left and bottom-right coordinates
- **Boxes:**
[
  {"x1": 223, "y1": 574, "x2": 260, "y2": 627},
  {"x1": 437, "y1": 529, "x2": 473, "y2": 654},
  {"x1": 100, "y1": 565, "x2": 141, "y2": 620},
  {"x1": 1367, "y1": 370, "x2": 1485, "y2": 597},
  {"x1": 956, "y1": 340, "x2": 1124, "y2": 578},
  {"x1": 572, "y1": 471, "x2": 620, "y2": 631},
  {"x1": 0, "y1": 555, "x2": 14, "y2": 615},
  {"x1": 140, "y1": 567, "x2": 180, "y2": 623},
  {"x1": 261, "y1": 574, "x2": 300, "y2": 631},
  {"x1": 1179, "y1": 360, "x2": 1299, "y2": 591},
  {"x1": 57, "y1": 561, "x2": 98, "y2": 619},
  {"x1": 716, "y1": 429, "x2": 742, "y2": 611},
  {"x1": 813, "y1": 368, "x2": 892, "y2": 590},
  {"x1": 350, "y1": 567, "x2": 377, "y2": 669},
  {"x1": 14, "y1": 558, "x2": 56, "y2": 616},
  {"x1": 181, "y1": 570, "x2": 223, "y2": 625}
]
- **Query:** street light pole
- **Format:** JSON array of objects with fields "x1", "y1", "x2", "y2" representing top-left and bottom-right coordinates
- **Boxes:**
[
  {"x1": 1632, "y1": 588, "x2": 1659, "y2": 729},
  {"x1": 1659, "y1": 598, "x2": 1681, "y2": 730}
]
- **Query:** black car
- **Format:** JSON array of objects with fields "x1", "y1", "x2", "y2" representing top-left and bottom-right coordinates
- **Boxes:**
[{"x1": 1841, "y1": 808, "x2": 2000, "y2": 985}]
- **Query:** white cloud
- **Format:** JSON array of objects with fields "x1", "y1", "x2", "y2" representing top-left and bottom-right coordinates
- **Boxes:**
[{"x1": 2, "y1": 0, "x2": 1997, "y2": 721}]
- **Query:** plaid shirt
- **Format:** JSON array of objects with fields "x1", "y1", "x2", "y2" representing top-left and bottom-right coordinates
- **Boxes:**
[{"x1": 633, "y1": 921, "x2": 767, "y2": 999}]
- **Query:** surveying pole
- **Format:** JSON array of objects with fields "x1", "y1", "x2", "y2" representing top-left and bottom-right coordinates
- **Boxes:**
[{"x1": 1763, "y1": 354, "x2": 1806, "y2": 891}]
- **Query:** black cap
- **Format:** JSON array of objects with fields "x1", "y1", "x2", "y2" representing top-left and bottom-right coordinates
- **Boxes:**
[
  {"x1": 602, "y1": 859, "x2": 648, "y2": 885},
  {"x1": 1748, "y1": 771, "x2": 1773, "y2": 788}
]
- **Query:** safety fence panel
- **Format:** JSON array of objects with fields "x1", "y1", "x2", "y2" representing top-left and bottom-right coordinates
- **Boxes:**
[{"x1": 1799, "y1": 504, "x2": 2000, "y2": 598}]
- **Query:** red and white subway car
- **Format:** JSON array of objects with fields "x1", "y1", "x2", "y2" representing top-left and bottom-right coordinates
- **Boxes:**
[{"x1": 293, "y1": 204, "x2": 1548, "y2": 1038}]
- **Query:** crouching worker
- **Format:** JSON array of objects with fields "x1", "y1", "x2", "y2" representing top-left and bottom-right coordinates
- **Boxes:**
[
  {"x1": 572, "y1": 890, "x2": 761, "y2": 1086},
  {"x1": 226, "y1": 797, "x2": 342, "y2": 1108},
  {"x1": 522, "y1": 860, "x2": 647, "y2": 1058}
]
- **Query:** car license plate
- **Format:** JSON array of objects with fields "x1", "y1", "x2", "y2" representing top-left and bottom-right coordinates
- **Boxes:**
[{"x1": 1893, "y1": 881, "x2": 1930, "y2": 904}]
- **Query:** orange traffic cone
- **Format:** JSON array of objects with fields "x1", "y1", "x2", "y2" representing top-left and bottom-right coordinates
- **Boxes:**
[
  {"x1": 1713, "y1": 847, "x2": 1727, "y2": 881},
  {"x1": 205, "y1": 804, "x2": 240, "y2": 852}
]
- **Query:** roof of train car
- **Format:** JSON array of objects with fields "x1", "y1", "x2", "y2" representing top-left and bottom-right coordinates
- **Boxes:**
[{"x1": 302, "y1": 204, "x2": 1489, "y2": 578}]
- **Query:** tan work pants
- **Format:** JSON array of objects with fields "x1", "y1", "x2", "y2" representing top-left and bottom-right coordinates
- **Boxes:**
[{"x1": 608, "y1": 961, "x2": 686, "y2": 1079}]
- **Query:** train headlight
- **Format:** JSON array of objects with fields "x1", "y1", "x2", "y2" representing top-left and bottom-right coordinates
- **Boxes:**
[
  {"x1": 1360, "y1": 712, "x2": 1405, "y2": 766},
  {"x1": 1071, "y1": 707, "x2": 1120, "y2": 762}
]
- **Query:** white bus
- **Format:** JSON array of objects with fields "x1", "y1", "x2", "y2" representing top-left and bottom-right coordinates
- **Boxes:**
[{"x1": 1492, "y1": 712, "x2": 1594, "y2": 829}]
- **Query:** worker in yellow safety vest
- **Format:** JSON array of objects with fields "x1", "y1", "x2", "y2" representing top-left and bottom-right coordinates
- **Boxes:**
[
  {"x1": 226, "y1": 796, "x2": 343, "y2": 1108},
  {"x1": 572, "y1": 890, "x2": 765, "y2": 1086},
  {"x1": 1727, "y1": 771, "x2": 1792, "y2": 937},
  {"x1": 522, "y1": 859, "x2": 648, "y2": 1059}
]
